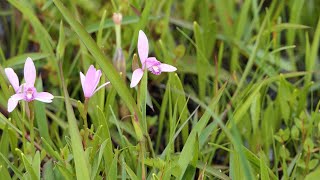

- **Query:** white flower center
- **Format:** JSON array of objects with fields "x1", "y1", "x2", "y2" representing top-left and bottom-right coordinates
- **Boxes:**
[
  {"x1": 25, "y1": 88, "x2": 35, "y2": 101},
  {"x1": 152, "y1": 66, "x2": 160, "y2": 73}
]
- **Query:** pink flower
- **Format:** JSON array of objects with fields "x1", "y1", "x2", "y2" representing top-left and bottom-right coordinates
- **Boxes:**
[
  {"x1": 130, "y1": 30, "x2": 177, "y2": 88},
  {"x1": 80, "y1": 65, "x2": 110, "y2": 98},
  {"x1": 5, "y1": 57, "x2": 54, "y2": 112}
]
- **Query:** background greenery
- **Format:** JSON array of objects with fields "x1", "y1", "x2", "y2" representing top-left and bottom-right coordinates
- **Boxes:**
[{"x1": 0, "y1": 0, "x2": 320, "y2": 179}]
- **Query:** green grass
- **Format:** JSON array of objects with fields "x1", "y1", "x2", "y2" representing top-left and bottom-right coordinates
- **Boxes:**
[{"x1": 0, "y1": 0, "x2": 320, "y2": 179}]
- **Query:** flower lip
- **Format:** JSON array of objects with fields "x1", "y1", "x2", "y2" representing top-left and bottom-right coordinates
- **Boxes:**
[
  {"x1": 24, "y1": 85, "x2": 37, "y2": 102},
  {"x1": 145, "y1": 57, "x2": 161, "y2": 75},
  {"x1": 148, "y1": 65, "x2": 161, "y2": 75}
]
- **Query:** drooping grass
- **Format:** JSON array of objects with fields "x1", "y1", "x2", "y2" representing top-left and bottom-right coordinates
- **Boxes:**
[{"x1": 0, "y1": 0, "x2": 319, "y2": 179}]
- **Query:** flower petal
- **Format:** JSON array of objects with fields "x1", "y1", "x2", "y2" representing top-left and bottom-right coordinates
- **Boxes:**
[
  {"x1": 145, "y1": 57, "x2": 160, "y2": 69},
  {"x1": 11, "y1": 93, "x2": 25, "y2": 101},
  {"x1": 130, "y1": 68, "x2": 144, "y2": 88},
  {"x1": 5, "y1": 68, "x2": 20, "y2": 92},
  {"x1": 35, "y1": 92, "x2": 54, "y2": 103},
  {"x1": 91, "y1": 70, "x2": 102, "y2": 95},
  {"x1": 84, "y1": 65, "x2": 97, "y2": 97},
  {"x1": 159, "y1": 63, "x2": 177, "y2": 72},
  {"x1": 138, "y1": 30, "x2": 149, "y2": 65},
  {"x1": 24, "y1": 57, "x2": 36, "y2": 86},
  {"x1": 8, "y1": 93, "x2": 24, "y2": 112},
  {"x1": 93, "y1": 82, "x2": 110, "y2": 95},
  {"x1": 80, "y1": 72, "x2": 86, "y2": 95},
  {"x1": 8, "y1": 98, "x2": 19, "y2": 112}
]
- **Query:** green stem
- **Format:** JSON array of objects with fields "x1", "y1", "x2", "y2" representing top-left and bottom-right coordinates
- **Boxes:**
[
  {"x1": 115, "y1": 24, "x2": 121, "y2": 49},
  {"x1": 28, "y1": 101, "x2": 35, "y2": 154},
  {"x1": 17, "y1": 102, "x2": 27, "y2": 152},
  {"x1": 82, "y1": 98, "x2": 89, "y2": 148},
  {"x1": 140, "y1": 140, "x2": 146, "y2": 180}
]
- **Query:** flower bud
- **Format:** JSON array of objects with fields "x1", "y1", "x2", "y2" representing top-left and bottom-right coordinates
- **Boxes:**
[
  {"x1": 112, "y1": 13, "x2": 123, "y2": 25},
  {"x1": 113, "y1": 47, "x2": 126, "y2": 81}
]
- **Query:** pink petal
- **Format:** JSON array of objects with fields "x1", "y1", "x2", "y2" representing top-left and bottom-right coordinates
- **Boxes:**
[
  {"x1": 138, "y1": 30, "x2": 149, "y2": 65},
  {"x1": 91, "y1": 70, "x2": 102, "y2": 96},
  {"x1": 145, "y1": 57, "x2": 160, "y2": 69},
  {"x1": 8, "y1": 93, "x2": 24, "y2": 112},
  {"x1": 159, "y1": 63, "x2": 177, "y2": 72},
  {"x1": 8, "y1": 98, "x2": 18, "y2": 112},
  {"x1": 5, "y1": 68, "x2": 20, "y2": 92},
  {"x1": 24, "y1": 57, "x2": 36, "y2": 86},
  {"x1": 130, "y1": 68, "x2": 144, "y2": 88},
  {"x1": 11, "y1": 93, "x2": 25, "y2": 101},
  {"x1": 84, "y1": 65, "x2": 97, "y2": 97},
  {"x1": 93, "y1": 82, "x2": 110, "y2": 95},
  {"x1": 35, "y1": 92, "x2": 54, "y2": 103},
  {"x1": 80, "y1": 72, "x2": 86, "y2": 95}
]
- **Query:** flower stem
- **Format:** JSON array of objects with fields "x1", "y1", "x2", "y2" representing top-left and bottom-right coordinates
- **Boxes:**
[
  {"x1": 115, "y1": 23, "x2": 121, "y2": 49},
  {"x1": 82, "y1": 98, "x2": 89, "y2": 148},
  {"x1": 139, "y1": 139, "x2": 146, "y2": 180},
  {"x1": 28, "y1": 101, "x2": 35, "y2": 154},
  {"x1": 83, "y1": 98, "x2": 89, "y2": 129}
]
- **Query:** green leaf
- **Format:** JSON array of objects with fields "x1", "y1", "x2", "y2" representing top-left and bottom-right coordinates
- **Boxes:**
[
  {"x1": 0, "y1": 141, "x2": 12, "y2": 180},
  {"x1": 0, "y1": 153, "x2": 23, "y2": 179},
  {"x1": 233, "y1": 83, "x2": 263, "y2": 125},
  {"x1": 96, "y1": 107, "x2": 113, "y2": 166},
  {"x1": 183, "y1": 0, "x2": 196, "y2": 19},
  {"x1": 4, "y1": 53, "x2": 50, "y2": 67},
  {"x1": 41, "y1": 137, "x2": 63, "y2": 162},
  {"x1": 139, "y1": 69, "x2": 148, "y2": 134},
  {"x1": 305, "y1": 168, "x2": 320, "y2": 180},
  {"x1": 0, "y1": 124, "x2": 10, "y2": 156},
  {"x1": 177, "y1": 83, "x2": 225, "y2": 178},
  {"x1": 91, "y1": 140, "x2": 108, "y2": 180},
  {"x1": 169, "y1": 74, "x2": 190, "y2": 144},
  {"x1": 259, "y1": 152, "x2": 270, "y2": 180},
  {"x1": 32, "y1": 151, "x2": 41, "y2": 180},
  {"x1": 56, "y1": 163, "x2": 75, "y2": 180},
  {"x1": 16, "y1": 148, "x2": 39, "y2": 180},
  {"x1": 250, "y1": 92, "x2": 261, "y2": 134},
  {"x1": 305, "y1": 18, "x2": 320, "y2": 84},
  {"x1": 42, "y1": 160, "x2": 56, "y2": 180},
  {"x1": 124, "y1": 163, "x2": 139, "y2": 180},
  {"x1": 182, "y1": 134, "x2": 199, "y2": 179},
  {"x1": 107, "y1": 151, "x2": 118, "y2": 179},
  {"x1": 194, "y1": 21, "x2": 208, "y2": 101}
]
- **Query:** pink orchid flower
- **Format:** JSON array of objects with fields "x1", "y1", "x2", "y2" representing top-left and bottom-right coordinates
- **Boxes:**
[
  {"x1": 130, "y1": 30, "x2": 177, "y2": 88},
  {"x1": 5, "y1": 57, "x2": 54, "y2": 112},
  {"x1": 80, "y1": 65, "x2": 110, "y2": 99}
]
